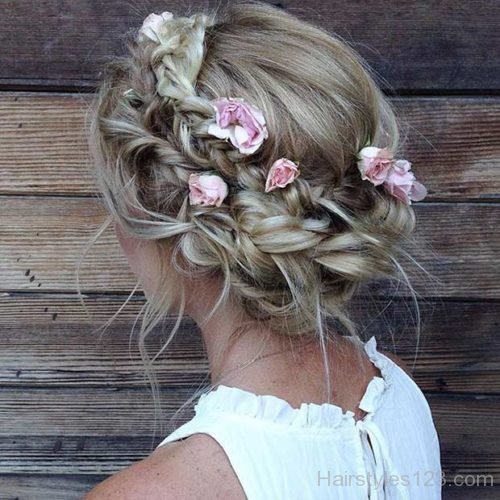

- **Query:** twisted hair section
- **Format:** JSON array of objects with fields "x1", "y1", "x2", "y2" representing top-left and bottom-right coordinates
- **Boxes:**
[{"x1": 84, "y1": 1, "x2": 435, "y2": 441}]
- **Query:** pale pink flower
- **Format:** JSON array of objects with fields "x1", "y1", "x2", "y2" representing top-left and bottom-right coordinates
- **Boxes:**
[
  {"x1": 383, "y1": 159, "x2": 428, "y2": 204},
  {"x1": 188, "y1": 173, "x2": 228, "y2": 207},
  {"x1": 138, "y1": 11, "x2": 174, "y2": 43},
  {"x1": 265, "y1": 158, "x2": 300, "y2": 192},
  {"x1": 357, "y1": 146, "x2": 394, "y2": 186},
  {"x1": 207, "y1": 97, "x2": 268, "y2": 155}
]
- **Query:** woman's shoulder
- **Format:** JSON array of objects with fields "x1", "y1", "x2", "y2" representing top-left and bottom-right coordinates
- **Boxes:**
[{"x1": 83, "y1": 434, "x2": 245, "y2": 500}]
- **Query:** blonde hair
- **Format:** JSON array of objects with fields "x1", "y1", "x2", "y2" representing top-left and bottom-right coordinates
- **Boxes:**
[{"x1": 81, "y1": 0, "x2": 436, "y2": 447}]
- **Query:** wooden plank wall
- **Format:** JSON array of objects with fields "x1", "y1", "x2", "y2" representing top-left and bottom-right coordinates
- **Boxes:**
[{"x1": 0, "y1": 1, "x2": 499, "y2": 498}]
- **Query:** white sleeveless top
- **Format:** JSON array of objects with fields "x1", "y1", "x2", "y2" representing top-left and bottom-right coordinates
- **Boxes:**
[{"x1": 156, "y1": 336, "x2": 442, "y2": 499}]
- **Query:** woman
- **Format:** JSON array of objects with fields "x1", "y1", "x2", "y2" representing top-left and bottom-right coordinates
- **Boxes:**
[{"x1": 84, "y1": 1, "x2": 442, "y2": 498}]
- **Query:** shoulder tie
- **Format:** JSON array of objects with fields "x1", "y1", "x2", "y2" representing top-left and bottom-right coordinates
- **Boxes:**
[{"x1": 356, "y1": 415, "x2": 411, "y2": 499}]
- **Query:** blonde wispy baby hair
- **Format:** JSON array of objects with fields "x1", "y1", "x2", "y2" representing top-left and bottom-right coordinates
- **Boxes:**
[{"x1": 84, "y1": 0, "x2": 434, "y2": 439}]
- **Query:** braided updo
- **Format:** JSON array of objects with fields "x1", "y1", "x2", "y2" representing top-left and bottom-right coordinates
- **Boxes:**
[{"x1": 86, "y1": 0, "x2": 428, "y2": 436}]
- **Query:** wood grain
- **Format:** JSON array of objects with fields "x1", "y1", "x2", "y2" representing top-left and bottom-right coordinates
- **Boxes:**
[
  {"x1": 0, "y1": 1, "x2": 498, "y2": 494},
  {"x1": 1, "y1": 196, "x2": 498, "y2": 298},
  {"x1": 0, "y1": 1, "x2": 498, "y2": 91},
  {"x1": 0, "y1": 475, "x2": 108, "y2": 500},
  {"x1": 0, "y1": 293, "x2": 498, "y2": 393},
  {"x1": 443, "y1": 485, "x2": 500, "y2": 499},
  {"x1": 0, "y1": 388, "x2": 197, "y2": 440},
  {"x1": 0, "y1": 93, "x2": 499, "y2": 200},
  {"x1": 0, "y1": 93, "x2": 94, "y2": 195}
]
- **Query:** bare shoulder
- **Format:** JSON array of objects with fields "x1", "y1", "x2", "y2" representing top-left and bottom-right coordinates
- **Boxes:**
[
  {"x1": 82, "y1": 440, "x2": 195, "y2": 499},
  {"x1": 83, "y1": 434, "x2": 246, "y2": 500}
]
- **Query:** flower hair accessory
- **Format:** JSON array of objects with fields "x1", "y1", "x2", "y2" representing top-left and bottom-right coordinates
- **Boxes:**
[
  {"x1": 207, "y1": 97, "x2": 269, "y2": 155},
  {"x1": 138, "y1": 11, "x2": 174, "y2": 43},
  {"x1": 188, "y1": 98, "x2": 301, "y2": 206},
  {"x1": 356, "y1": 146, "x2": 427, "y2": 205},
  {"x1": 188, "y1": 173, "x2": 228, "y2": 207},
  {"x1": 265, "y1": 158, "x2": 300, "y2": 192}
]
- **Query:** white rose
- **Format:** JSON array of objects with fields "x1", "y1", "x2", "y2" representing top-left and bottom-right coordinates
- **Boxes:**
[{"x1": 137, "y1": 11, "x2": 174, "y2": 43}]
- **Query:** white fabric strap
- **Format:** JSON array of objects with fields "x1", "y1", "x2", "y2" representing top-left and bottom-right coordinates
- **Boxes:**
[{"x1": 356, "y1": 416, "x2": 411, "y2": 500}]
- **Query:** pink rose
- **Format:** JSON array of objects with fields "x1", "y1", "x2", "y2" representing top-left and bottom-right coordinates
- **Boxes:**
[
  {"x1": 383, "y1": 159, "x2": 428, "y2": 204},
  {"x1": 207, "y1": 97, "x2": 269, "y2": 155},
  {"x1": 138, "y1": 11, "x2": 173, "y2": 43},
  {"x1": 265, "y1": 158, "x2": 300, "y2": 192},
  {"x1": 357, "y1": 146, "x2": 394, "y2": 186},
  {"x1": 188, "y1": 173, "x2": 228, "y2": 207}
]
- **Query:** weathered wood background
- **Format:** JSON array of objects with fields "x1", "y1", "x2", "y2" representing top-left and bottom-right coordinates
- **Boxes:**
[{"x1": 0, "y1": 1, "x2": 499, "y2": 498}]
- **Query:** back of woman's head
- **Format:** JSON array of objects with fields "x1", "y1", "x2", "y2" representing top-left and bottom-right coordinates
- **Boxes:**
[{"x1": 86, "y1": 0, "x2": 431, "y2": 433}]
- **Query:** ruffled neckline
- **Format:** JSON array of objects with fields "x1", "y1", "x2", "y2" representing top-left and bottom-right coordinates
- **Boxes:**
[{"x1": 194, "y1": 335, "x2": 394, "y2": 429}]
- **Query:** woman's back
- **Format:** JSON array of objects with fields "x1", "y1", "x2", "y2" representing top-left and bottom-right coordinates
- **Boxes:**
[{"x1": 155, "y1": 336, "x2": 442, "y2": 499}]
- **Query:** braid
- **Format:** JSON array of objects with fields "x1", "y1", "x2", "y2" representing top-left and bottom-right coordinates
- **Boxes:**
[
  {"x1": 89, "y1": 2, "x2": 431, "y2": 437},
  {"x1": 148, "y1": 13, "x2": 213, "y2": 102},
  {"x1": 227, "y1": 174, "x2": 405, "y2": 333},
  {"x1": 150, "y1": 20, "x2": 408, "y2": 322},
  {"x1": 94, "y1": 2, "x2": 423, "y2": 340},
  {"x1": 138, "y1": 12, "x2": 255, "y2": 181}
]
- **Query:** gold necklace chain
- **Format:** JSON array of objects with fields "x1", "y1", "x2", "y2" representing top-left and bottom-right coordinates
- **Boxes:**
[{"x1": 215, "y1": 337, "x2": 318, "y2": 382}]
